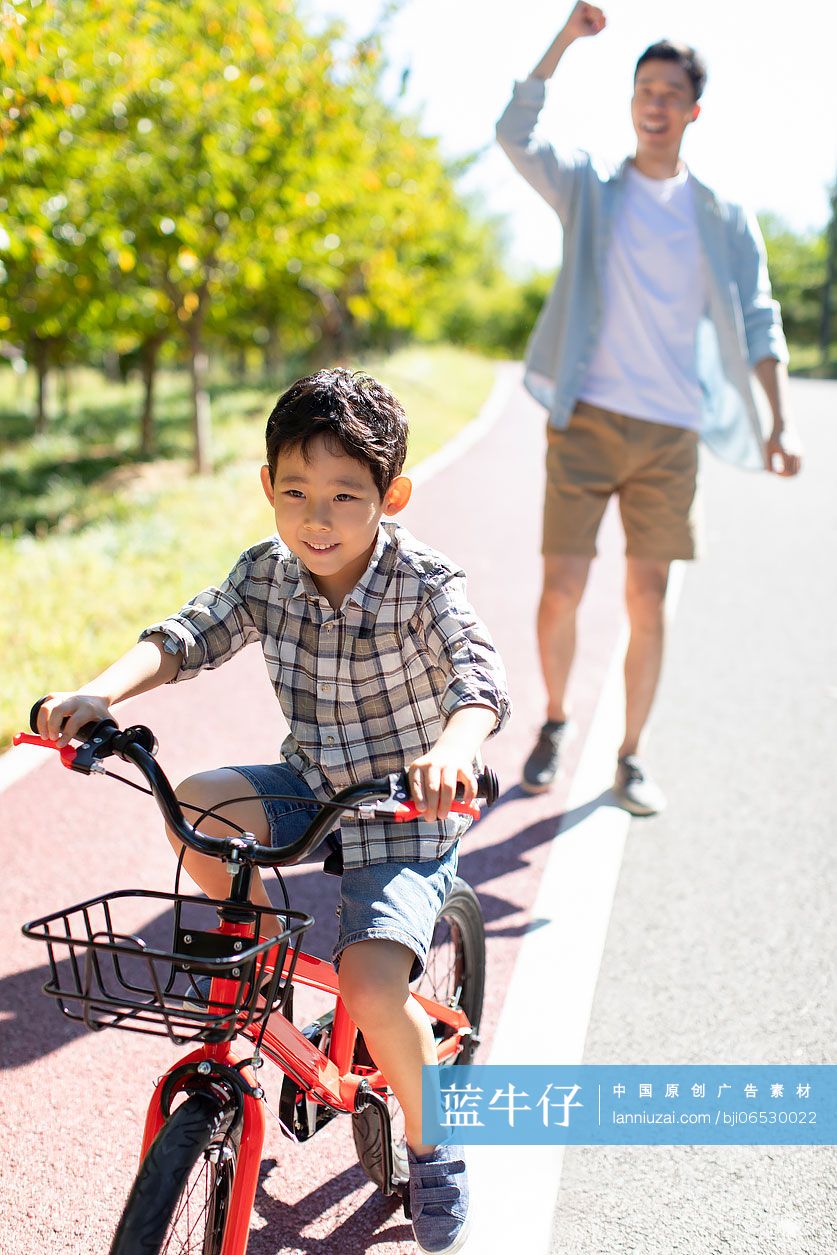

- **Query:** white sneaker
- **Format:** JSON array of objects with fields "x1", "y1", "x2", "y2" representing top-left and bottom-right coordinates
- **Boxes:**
[{"x1": 614, "y1": 756, "x2": 666, "y2": 816}]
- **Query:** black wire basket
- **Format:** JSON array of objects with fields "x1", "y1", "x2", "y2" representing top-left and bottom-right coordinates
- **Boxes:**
[{"x1": 22, "y1": 889, "x2": 313, "y2": 1045}]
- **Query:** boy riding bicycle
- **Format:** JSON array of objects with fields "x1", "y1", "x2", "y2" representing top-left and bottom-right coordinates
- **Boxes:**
[{"x1": 37, "y1": 367, "x2": 510, "y2": 1255}]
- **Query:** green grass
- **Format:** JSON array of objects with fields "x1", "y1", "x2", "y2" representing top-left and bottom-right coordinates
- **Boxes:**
[
  {"x1": 788, "y1": 343, "x2": 837, "y2": 379},
  {"x1": 0, "y1": 345, "x2": 498, "y2": 750}
]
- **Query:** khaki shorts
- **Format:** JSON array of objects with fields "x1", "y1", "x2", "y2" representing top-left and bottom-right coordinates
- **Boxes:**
[{"x1": 543, "y1": 400, "x2": 700, "y2": 561}]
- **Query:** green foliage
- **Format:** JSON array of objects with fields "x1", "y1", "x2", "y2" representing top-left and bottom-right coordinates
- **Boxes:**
[
  {"x1": 759, "y1": 214, "x2": 827, "y2": 353},
  {"x1": 0, "y1": 0, "x2": 519, "y2": 455},
  {"x1": 0, "y1": 345, "x2": 497, "y2": 749}
]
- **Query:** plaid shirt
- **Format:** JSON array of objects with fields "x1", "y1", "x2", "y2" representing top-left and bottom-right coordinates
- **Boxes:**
[{"x1": 141, "y1": 522, "x2": 510, "y2": 868}]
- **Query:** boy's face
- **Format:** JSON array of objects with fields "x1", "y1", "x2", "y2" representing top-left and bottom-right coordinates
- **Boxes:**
[
  {"x1": 261, "y1": 434, "x2": 411, "y2": 604},
  {"x1": 631, "y1": 60, "x2": 700, "y2": 161}
]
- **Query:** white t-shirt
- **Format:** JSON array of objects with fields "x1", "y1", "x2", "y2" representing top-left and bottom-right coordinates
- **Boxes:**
[{"x1": 579, "y1": 164, "x2": 706, "y2": 430}]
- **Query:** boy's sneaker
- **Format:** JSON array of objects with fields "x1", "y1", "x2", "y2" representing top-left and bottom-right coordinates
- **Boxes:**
[
  {"x1": 614, "y1": 755, "x2": 666, "y2": 816},
  {"x1": 407, "y1": 1142, "x2": 470, "y2": 1254},
  {"x1": 521, "y1": 720, "x2": 572, "y2": 794}
]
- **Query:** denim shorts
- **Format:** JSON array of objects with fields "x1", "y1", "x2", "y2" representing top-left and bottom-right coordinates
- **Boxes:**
[{"x1": 229, "y1": 761, "x2": 458, "y2": 981}]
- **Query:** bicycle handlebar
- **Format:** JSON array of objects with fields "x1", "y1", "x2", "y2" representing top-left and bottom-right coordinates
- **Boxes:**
[{"x1": 17, "y1": 699, "x2": 499, "y2": 869}]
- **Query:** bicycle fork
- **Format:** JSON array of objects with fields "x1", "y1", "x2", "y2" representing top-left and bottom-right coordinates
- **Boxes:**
[{"x1": 140, "y1": 1042, "x2": 265, "y2": 1255}]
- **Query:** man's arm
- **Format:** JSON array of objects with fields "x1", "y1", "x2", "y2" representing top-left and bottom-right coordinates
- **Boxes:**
[
  {"x1": 531, "y1": 3, "x2": 606, "y2": 80},
  {"x1": 753, "y1": 357, "x2": 802, "y2": 477},
  {"x1": 495, "y1": 4, "x2": 606, "y2": 221},
  {"x1": 728, "y1": 207, "x2": 801, "y2": 476},
  {"x1": 37, "y1": 635, "x2": 180, "y2": 746}
]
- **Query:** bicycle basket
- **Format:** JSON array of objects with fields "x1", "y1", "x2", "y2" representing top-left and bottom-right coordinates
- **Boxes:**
[{"x1": 22, "y1": 889, "x2": 313, "y2": 1045}]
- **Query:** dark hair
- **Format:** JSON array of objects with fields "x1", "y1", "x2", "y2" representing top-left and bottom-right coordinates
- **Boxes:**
[
  {"x1": 264, "y1": 367, "x2": 408, "y2": 496},
  {"x1": 634, "y1": 40, "x2": 707, "y2": 102}
]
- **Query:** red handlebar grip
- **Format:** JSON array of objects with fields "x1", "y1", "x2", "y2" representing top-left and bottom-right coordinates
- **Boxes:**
[
  {"x1": 392, "y1": 799, "x2": 481, "y2": 823},
  {"x1": 13, "y1": 733, "x2": 77, "y2": 768}
]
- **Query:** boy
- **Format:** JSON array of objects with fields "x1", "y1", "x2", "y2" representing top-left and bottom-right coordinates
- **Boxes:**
[{"x1": 38, "y1": 366, "x2": 510, "y2": 1255}]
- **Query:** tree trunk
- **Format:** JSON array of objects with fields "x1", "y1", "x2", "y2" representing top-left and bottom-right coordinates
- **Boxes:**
[
  {"x1": 820, "y1": 184, "x2": 837, "y2": 368},
  {"x1": 187, "y1": 323, "x2": 212, "y2": 474},
  {"x1": 32, "y1": 339, "x2": 51, "y2": 435},
  {"x1": 262, "y1": 326, "x2": 281, "y2": 378},
  {"x1": 58, "y1": 365, "x2": 71, "y2": 418},
  {"x1": 139, "y1": 335, "x2": 163, "y2": 457}
]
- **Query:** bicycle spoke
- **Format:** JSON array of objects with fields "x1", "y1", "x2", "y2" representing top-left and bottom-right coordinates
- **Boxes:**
[{"x1": 162, "y1": 1151, "x2": 220, "y2": 1253}]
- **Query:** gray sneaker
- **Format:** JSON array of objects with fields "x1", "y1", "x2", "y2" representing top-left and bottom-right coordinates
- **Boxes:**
[
  {"x1": 521, "y1": 720, "x2": 571, "y2": 794},
  {"x1": 407, "y1": 1142, "x2": 470, "y2": 1254},
  {"x1": 614, "y1": 755, "x2": 666, "y2": 816}
]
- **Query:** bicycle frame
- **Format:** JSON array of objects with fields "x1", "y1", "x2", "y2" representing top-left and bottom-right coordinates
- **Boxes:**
[{"x1": 138, "y1": 916, "x2": 474, "y2": 1255}]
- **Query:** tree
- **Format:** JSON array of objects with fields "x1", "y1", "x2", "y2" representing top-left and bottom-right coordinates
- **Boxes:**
[
  {"x1": 759, "y1": 214, "x2": 827, "y2": 353},
  {"x1": 820, "y1": 179, "x2": 837, "y2": 366}
]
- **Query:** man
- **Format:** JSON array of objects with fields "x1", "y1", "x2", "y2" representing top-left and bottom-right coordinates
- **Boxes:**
[{"x1": 496, "y1": 2, "x2": 801, "y2": 815}]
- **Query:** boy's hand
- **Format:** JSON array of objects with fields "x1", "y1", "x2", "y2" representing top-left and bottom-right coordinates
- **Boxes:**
[
  {"x1": 406, "y1": 705, "x2": 498, "y2": 823},
  {"x1": 37, "y1": 693, "x2": 112, "y2": 748},
  {"x1": 407, "y1": 748, "x2": 478, "y2": 824}
]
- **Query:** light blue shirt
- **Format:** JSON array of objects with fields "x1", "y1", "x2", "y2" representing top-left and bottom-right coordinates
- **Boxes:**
[{"x1": 496, "y1": 77, "x2": 789, "y2": 471}]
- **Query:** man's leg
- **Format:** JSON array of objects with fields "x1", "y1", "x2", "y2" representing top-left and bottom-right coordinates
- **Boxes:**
[
  {"x1": 538, "y1": 553, "x2": 592, "y2": 722},
  {"x1": 620, "y1": 557, "x2": 670, "y2": 755},
  {"x1": 615, "y1": 557, "x2": 670, "y2": 814},
  {"x1": 522, "y1": 553, "x2": 591, "y2": 792}
]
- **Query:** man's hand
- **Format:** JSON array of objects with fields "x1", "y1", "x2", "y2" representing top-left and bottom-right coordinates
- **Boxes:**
[
  {"x1": 563, "y1": 3, "x2": 606, "y2": 42},
  {"x1": 765, "y1": 429, "x2": 802, "y2": 477},
  {"x1": 533, "y1": 3, "x2": 606, "y2": 79}
]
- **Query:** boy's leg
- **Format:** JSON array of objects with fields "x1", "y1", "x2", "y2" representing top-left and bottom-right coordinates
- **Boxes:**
[
  {"x1": 338, "y1": 939, "x2": 437, "y2": 1153},
  {"x1": 170, "y1": 768, "x2": 279, "y2": 930},
  {"x1": 337, "y1": 854, "x2": 468, "y2": 1250}
]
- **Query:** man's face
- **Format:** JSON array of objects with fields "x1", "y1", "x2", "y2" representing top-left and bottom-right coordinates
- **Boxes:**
[
  {"x1": 631, "y1": 59, "x2": 700, "y2": 160},
  {"x1": 260, "y1": 434, "x2": 408, "y2": 600}
]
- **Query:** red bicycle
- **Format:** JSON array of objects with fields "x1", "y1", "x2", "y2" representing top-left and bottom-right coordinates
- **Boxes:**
[{"x1": 18, "y1": 705, "x2": 494, "y2": 1253}]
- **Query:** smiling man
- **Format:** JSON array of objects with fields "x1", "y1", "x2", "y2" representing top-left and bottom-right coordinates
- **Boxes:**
[{"x1": 496, "y1": 2, "x2": 801, "y2": 814}]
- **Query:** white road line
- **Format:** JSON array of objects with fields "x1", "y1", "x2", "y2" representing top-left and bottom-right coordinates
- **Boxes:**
[
  {"x1": 464, "y1": 562, "x2": 686, "y2": 1254},
  {"x1": 0, "y1": 363, "x2": 522, "y2": 797}
]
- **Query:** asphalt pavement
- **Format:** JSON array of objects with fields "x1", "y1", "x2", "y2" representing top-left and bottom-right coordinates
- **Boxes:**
[{"x1": 549, "y1": 378, "x2": 837, "y2": 1254}]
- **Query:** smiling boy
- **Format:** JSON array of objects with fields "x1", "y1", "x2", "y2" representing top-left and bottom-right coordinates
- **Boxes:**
[
  {"x1": 496, "y1": 3, "x2": 800, "y2": 814},
  {"x1": 37, "y1": 367, "x2": 509, "y2": 1254}
]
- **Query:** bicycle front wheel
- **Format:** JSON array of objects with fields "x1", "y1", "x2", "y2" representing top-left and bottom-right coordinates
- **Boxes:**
[
  {"x1": 110, "y1": 1092, "x2": 241, "y2": 1255},
  {"x1": 352, "y1": 875, "x2": 486, "y2": 1191}
]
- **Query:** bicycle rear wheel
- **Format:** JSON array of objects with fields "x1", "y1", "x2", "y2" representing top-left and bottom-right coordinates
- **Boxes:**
[
  {"x1": 110, "y1": 1092, "x2": 241, "y2": 1255},
  {"x1": 352, "y1": 876, "x2": 486, "y2": 1191}
]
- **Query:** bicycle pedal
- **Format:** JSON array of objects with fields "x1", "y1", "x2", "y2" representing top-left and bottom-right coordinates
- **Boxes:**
[{"x1": 401, "y1": 1186, "x2": 412, "y2": 1220}]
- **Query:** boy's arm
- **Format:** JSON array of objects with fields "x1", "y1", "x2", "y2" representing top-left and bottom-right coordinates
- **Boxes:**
[
  {"x1": 37, "y1": 545, "x2": 268, "y2": 747},
  {"x1": 410, "y1": 574, "x2": 511, "y2": 822},
  {"x1": 408, "y1": 705, "x2": 499, "y2": 824},
  {"x1": 495, "y1": 3, "x2": 605, "y2": 220},
  {"x1": 37, "y1": 634, "x2": 180, "y2": 747}
]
